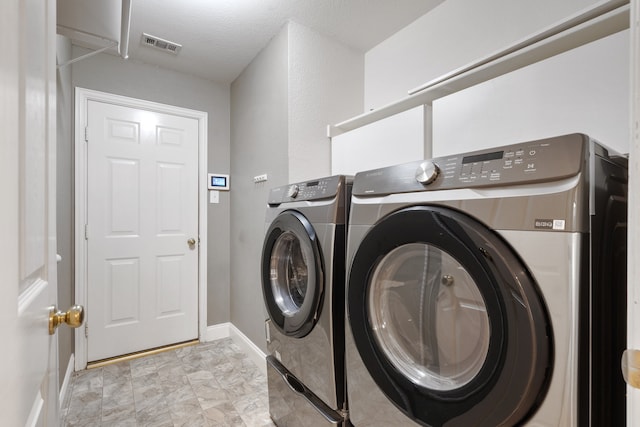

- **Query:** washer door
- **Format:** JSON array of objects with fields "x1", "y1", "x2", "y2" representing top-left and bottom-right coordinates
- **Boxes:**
[
  {"x1": 262, "y1": 210, "x2": 324, "y2": 338},
  {"x1": 348, "y1": 206, "x2": 552, "y2": 426}
]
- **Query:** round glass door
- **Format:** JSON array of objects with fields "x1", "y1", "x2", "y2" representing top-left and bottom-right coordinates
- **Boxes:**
[
  {"x1": 262, "y1": 210, "x2": 324, "y2": 338},
  {"x1": 348, "y1": 205, "x2": 552, "y2": 426},
  {"x1": 368, "y1": 243, "x2": 490, "y2": 392},
  {"x1": 269, "y1": 230, "x2": 312, "y2": 315}
]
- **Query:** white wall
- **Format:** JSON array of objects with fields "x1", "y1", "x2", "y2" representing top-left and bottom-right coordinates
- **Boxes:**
[
  {"x1": 331, "y1": 106, "x2": 424, "y2": 175},
  {"x1": 365, "y1": 0, "x2": 603, "y2": 111},
  {"x1": 361, "y1": 0, "x2": 628, "y2": 158},
  {"x1": 433, "y1": 29, "x2": 629, "y2": 156}
]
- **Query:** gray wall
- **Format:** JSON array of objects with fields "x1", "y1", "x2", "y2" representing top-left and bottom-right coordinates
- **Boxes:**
[
  {"x1": 230, "y1": 22, "x2": 363, "y2": 352},
  {"x1": 56, "y1": 35, "x2": 74, "y2": 385},
  {"x1": 287, "y1": 21, "x2": 364, "y2": 182},
  {"x1": 59, "y1": 21, "x2": 362, "y2": 362},
  {"x1": 230, "y1": 26, "x2": 290, "y2": 351},
  {"x1": 69, "y1": 47, "x2": 232, "y2": 326}
]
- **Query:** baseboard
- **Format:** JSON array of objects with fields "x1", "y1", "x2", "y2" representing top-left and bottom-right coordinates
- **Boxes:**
[
  {"x1": 203, "y1": 322, "x2": 231, "y2": 341},
  {"x1": 59, "y1": 354, "x2": 75, "y2": 409},
  {"x1": 229, "y1": 324, "x2": 267, "y2": 377},
  {"x1": 204, "y1": 323, "x2": 267, "y2": 376}
]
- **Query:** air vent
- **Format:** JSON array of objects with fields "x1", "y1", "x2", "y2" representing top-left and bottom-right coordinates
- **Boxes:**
[{"x1": 141, "y1": 33, "x2": 182, "y2": 55}]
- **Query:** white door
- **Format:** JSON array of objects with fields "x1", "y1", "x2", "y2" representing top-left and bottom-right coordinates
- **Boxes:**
[
  {"x1": 0, "y1": 0, "x2": 60, "y2": 425},
  {"x1": 86, "y1": 100, "x2": 199, "y2": 362}
]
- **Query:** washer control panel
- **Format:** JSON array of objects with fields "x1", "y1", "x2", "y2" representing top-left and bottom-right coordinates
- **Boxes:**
[
  {"x1": 354, "y1": 134, "x2": 590, "y2": 196},
  {"x1": 440, "y1": 146, "x2": 543, "y2": 185},
  {"x1": 268, "y1": 175, "x2": 344, "y2": 205}
]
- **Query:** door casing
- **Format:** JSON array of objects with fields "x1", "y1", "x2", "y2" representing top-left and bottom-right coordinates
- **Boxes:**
[{"x1": 73, "y1": 87, "x2": 208, "y2": 370}]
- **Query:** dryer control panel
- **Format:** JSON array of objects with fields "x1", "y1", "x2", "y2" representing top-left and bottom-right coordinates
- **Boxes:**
[
  {"x1": 268, "y1": 175, "x2": 345, "y2": 205},
  {"x1": 353, "y1": 134, "x2": 602, "y2": 196}
]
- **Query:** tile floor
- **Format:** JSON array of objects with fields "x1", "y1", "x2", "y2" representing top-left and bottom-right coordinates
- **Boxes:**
[{"x1": 61, "y1": 338, "x2": 276, "y2": 427}]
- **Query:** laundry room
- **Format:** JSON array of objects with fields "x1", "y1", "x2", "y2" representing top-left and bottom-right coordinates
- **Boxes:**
[{"x1": 5, "y1": 0, "x2": 639, "y2": 425}]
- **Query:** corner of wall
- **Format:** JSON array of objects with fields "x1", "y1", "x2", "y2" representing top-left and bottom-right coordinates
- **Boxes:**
[
  {"x1": 229, "y1": 22, "x2": 289, "y2": 354},
  {"x1": 287, "y1": 21, "x2": 364, "y2": 182},
  {"x1": 203, "y1": 322, "x2": 267, "y2": 377}
]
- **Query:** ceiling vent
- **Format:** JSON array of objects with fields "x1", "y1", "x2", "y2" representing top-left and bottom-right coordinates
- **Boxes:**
[{"x1": 141, "y1": 33, "x2": 182, "y2": 55}]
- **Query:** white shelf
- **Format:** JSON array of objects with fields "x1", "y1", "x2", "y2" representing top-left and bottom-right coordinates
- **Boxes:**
[{"x1": 328, "y1": 0, "x2": 630, "y2": 138}]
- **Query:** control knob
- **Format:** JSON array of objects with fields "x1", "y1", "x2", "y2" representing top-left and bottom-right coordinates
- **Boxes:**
[
  {"x1": 287, "y1": 184, "x2": 299, "y2": 198},
  {"x1": 415, "y1": 161, "x2": 440, "y2": 185}
]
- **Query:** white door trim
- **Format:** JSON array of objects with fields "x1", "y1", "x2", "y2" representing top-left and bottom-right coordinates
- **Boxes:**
[
  {"x1": 73, "y1": 87, "x2": 208, "y2": 370},
  {"x1": 629, "y1": 0, "x2": 640, "y2": 421}
]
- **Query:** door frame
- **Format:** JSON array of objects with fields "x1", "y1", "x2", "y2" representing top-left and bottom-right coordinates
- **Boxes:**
[
  {"x1": 630, "y1": 0, "x2": 640, "y2": 420},
  {"x1": 73, "y1": 87, "x2": 208, "y2": 370}
]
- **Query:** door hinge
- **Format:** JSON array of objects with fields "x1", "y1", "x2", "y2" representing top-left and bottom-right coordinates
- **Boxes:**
[
  {"x1": 84, "y1": 224, "x2": 88, "y2": 240},
  {"x1": 85, "y1": 323, "x2": 88, "y2": 338},
  {"x1": 84, "y1": 126, "x2": 88, "y2": 142}
]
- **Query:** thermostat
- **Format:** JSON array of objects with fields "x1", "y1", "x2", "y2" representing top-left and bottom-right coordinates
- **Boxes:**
[{"x1": 208, "y1": 173, "x2": 229, "y2": 191}]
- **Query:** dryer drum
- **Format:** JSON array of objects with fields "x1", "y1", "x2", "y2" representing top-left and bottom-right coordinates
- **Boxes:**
[{"x1": 347, "y1": 205, "x2": 553, "y2": 427}]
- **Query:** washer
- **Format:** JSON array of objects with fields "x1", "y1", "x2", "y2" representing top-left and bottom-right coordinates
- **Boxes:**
[
  {"x1": 345, "y1": 134, "x2": 627, "y2": 426},
  {"x1": 262, "y1": 175, "x2": 352, "y2": 426}
]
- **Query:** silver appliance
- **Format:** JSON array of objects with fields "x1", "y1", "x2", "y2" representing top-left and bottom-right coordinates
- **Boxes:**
[
  {"x1": 345, "y1": 134, "x2": 627, "y2": 426},
  {"x1": 262, "y1": 175, "x2": 352, "y2": 426}
]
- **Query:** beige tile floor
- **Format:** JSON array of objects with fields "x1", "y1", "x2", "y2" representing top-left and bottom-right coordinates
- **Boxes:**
[{"x1": 61, "y1": 338, "x2": 276, "y2": 427}]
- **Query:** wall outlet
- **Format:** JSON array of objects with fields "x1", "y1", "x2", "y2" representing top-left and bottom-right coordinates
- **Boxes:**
[{"x1": 254, "y1": 174, "x2": 268, "y2": 183}]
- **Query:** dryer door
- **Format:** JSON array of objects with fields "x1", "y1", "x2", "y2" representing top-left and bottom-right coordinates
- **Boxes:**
[
  {"x1": 262, "y1": 210, "x2": 324, "y2": 338},
  {"x1": 348, "y1": 206, "x2": 552, "y2": 426}
]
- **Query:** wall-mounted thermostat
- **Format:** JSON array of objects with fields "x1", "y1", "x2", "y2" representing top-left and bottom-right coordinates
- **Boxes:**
[{"x1": 208, "y1": 173, "x2": 230, "y2": 191}]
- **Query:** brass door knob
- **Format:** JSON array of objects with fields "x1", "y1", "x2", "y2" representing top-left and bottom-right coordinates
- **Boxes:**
[
  {"x1": 622, "y1": 349, "x2": 640, "y2": 389},
  {"x1": 187, "y1": 238, "x2": 197, "y2": 247},
  {"x1": 49, "y1": 305, "x2": 84, "y2": 335}
]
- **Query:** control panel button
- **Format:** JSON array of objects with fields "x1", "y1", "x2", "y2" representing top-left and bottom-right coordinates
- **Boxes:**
[
  {"x1": 287, "y1": 184, "x2": 299, "y2": 198},
  {"x1": 415, "y1": 161, "x2": 440, "y2": 185}
]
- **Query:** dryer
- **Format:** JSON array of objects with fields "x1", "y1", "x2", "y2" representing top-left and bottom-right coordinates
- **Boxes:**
[
  {"x1": 345, "y1": 134, "x2": 627, "y2": 426},
  {"x1": 262, "y1": 175, "x2": 352, "y2": 426}
]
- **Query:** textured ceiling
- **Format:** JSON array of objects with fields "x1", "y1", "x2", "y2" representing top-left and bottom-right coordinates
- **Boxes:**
[{"x1": 121, "y1": 0, "x2": 445, "y2": 83}]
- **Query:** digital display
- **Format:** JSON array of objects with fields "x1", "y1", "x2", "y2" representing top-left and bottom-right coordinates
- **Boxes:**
[
  {"x1": 208, "y1": 173, "x2": 229, "y2": 190},
  {"x1": 211, "y1": 176, "x2": 227, "y2": 187},
  {"x1": 306, "y1": 181, "x2": 319, "y2": 187},
  {"x1": 462, "y1": 151, "x2": 504, "y2": 164}
]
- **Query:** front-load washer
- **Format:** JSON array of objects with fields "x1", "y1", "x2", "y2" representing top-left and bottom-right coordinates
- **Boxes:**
[
  {"x1": 345, "y1": 134, "x2": 627, "y2": 426},
  {"x1": 261, "y1": 175, "x2": 352, "y2": 426}
]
